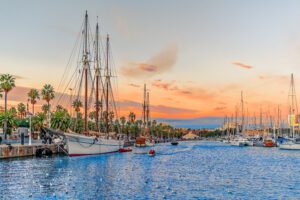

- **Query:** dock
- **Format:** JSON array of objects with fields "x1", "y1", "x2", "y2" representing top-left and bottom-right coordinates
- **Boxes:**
[{"x1": 0, "y1": 143, "x2": 64, "y2": 159}]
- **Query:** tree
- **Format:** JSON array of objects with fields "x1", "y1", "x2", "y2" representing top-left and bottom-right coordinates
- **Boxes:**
[
  {"x1": 128, "y1": 112, "x2": 136, "y2": 123},
  {"x1": 0, "y1": 74, "x2": 16, "y2": 113},
  {"x1": 0, "y1": 87, "x2": 3, "y2": 99},
  {"x1": 0, "y1": 74, "x2": 16, "y2": 139},
  {"x1": 89, "y1": 111, "x2": 95, "y2": 120},
  {"x1": 28, "y1": 89, "x2": 40, "y2": 114},
  {"x1": 41, "y1": 84, "x2": 55, "y2": 127},
  {"x1": 32, "y1": 112, "x2": 46, "y2": 135},
  {"x1": 56, "y1": 105, "x2": 63, "y2": 111},
  {"x1": 17, "y1": 103, "x2": 26, "y2": 118},
  {"x1": 41, "y1": 104, "x2": 50, "y2": 114},
  {"x1": 120, "y1": 116, "x2": 126, "y2": 133},
  {"x1": 51, "y1": 109, "x2": 70, "y2": 132},
  {"x1": 9, "y1": 107, "x2": 17, "y2": 117},
  {"x1": 0, "y1": 110, "x2": 16, "y2": 135},
  {"x1": 72, "y1": 99, "x2": 82, "y2": 115}
]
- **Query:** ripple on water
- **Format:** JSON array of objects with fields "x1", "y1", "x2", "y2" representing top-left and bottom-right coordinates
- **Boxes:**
[{"x1": 1, "y1": 141, "x2": 300, "y2": 199}]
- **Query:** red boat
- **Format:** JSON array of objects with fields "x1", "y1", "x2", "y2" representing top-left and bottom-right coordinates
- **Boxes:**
[
  {"x1": 148, "y1": 149, "x2": 156, "y2": 157},
  {"x1": 264, "y1": 139, "x2": 276, "y2": 147},
  {"x1": 119, "y1": 148, "x2": 132, "y2": 153}
]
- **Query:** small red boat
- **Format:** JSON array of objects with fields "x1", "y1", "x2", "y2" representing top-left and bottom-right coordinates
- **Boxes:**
[
  {"x1": 119, "y1": 148, "x2": 132, "y2": 153},
  {"x1": 264, "y1": 139, "x2": 276, "y2": 147},
  {"x1": 148, "y1": 149, "x2": 156, "y2": 157}
]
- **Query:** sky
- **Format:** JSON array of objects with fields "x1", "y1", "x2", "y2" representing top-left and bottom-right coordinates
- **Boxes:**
[{"x1": 1, "y1": 0, "x2": 300, "y2": 128}]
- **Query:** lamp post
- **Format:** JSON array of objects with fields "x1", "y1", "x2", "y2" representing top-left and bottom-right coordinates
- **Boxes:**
[{"x1": 26, "y1": 112, "x2": 33, "y2": 145}]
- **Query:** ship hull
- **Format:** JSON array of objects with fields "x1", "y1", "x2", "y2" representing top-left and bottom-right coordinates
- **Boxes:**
[
  {"x1": 279, "y1": 143, "x2": 300, "y2": 150},
  {"x1": 65, "y1": 133, "x2": 123, "y2": 157}
]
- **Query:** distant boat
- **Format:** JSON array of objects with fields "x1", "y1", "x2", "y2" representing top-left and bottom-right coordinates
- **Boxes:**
[
  {"x1": 171, "y1": 140, "x2": 179, "y2": 145},
  {"x1": 279, "y1": 140, "x2": 300, "y2": 150},
  {"x1": 230, "y1": 136, "x2": 252, "y2": 146},
  {"x1": 279, "y1": 74, "x2": 300, "y2": 150},
  {"x1": 263, "y1": 138, "x2": 276, "y2": 147}
]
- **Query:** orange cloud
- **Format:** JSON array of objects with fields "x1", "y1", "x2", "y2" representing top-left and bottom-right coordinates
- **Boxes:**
[
  {"x1": 128, "y1": 83, "x2": 140, "y2": 88},
  {"x1": 121, "y1": 44, "x2": 178, "y2": 78},
  {"x1": 151, "y1": 80, "x2": 215, "y2": 101},
  {"x1": 232, "y1": 62, "x2": 253, "y2": 69}
]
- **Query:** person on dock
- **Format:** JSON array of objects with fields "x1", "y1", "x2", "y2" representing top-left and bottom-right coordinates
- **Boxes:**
[{"x1": 0, "y1": 136, "x2": 2, "y2": 144}]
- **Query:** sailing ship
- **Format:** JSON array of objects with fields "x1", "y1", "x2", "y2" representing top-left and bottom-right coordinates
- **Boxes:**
[
  {"x1": 279, "y1": 73, "x2": 300, "y2": 150},
  {"x1": 135, "y1": 84, "x2": 155, "y2": 147},
  {"x1": 58, "y1": 11, "x2": 123, "y2": 156}
]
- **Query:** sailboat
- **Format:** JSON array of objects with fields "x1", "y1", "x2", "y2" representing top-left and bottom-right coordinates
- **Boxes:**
[
  {"x1": 230, "y1": 91, "x2": 253, "y2": 146},
  {"x1": 135, "y1": 84, "x2": 155, "y2": 147},
  {"x1": 60, "y1": 11, "x2": 123, "y2": 156},
  {"x1": 279, "y1": 73, "x2": 300, "y2": 150}
]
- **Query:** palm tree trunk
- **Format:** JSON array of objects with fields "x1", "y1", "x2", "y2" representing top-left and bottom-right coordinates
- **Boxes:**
[
  {"x1": 47, "y1": 101, "x2": 50, "y2": 128},
  {"x1": 4, "y1": 92, "x2": 7, "y2": 140},
  {"x1": 32, "y1": 104, "x2": 35, "y2": 115}
]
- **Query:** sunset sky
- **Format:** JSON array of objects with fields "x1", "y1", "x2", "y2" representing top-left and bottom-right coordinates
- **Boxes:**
[{"x1": 1, "y1": 0, "x2": 300, "y2": 127}]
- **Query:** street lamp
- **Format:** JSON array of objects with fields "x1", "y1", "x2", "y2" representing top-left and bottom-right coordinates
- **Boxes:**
[{"x1": 26, "y1": 112, "x2": 33, "y2": 145}]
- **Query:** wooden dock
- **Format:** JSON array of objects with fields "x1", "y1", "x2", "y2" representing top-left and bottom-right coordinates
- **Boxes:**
[{"x1": 0, "y1": 143, "x2": 63, "y2": 159}]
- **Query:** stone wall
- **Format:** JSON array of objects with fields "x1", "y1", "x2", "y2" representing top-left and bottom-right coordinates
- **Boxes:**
[{"x1": 0, "y1": 144, "x2": 61, "y2": 159}]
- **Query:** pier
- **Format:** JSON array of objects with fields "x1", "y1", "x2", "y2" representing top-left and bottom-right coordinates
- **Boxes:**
[{"x1": 0, "y1": 143, "x2": 63, "y2": 159}]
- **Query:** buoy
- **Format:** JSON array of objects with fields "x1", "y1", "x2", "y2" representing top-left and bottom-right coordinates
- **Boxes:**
[{"x1": 148, "y1": 149, "x2": 156, "y2": 157}]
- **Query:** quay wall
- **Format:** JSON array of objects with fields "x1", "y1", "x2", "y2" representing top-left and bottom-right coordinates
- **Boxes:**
[{"x1": 0, "y1": 144, "x2": 62, "y2": 159}]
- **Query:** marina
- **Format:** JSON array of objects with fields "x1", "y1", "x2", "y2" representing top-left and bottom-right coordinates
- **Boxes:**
[{"x1": 2, "y1": 1, "x2": 300, "y2": 199}]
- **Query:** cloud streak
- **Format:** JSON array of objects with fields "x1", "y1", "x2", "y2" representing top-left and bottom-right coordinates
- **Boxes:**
[
  {"x1": 232, "y1": 62, "x2": 253, "y2": 69},
  {"x1": 121, "y1": 44, "x2": 178, "y2": 78},
  {"x1": 151, "y1": 80, "x2": 216, "y2": 101}
]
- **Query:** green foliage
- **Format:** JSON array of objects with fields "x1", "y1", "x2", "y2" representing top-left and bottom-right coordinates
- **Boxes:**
[
  {"x1": 0, "y1": 74, "x2": 15, "y2": 93},
  {"x1": 32, "y1": 112, "x2": 46, "y2": 132},
  {"x1": 72, "y1": 99, "x2": 82, "y2": 113},
  {"x1": 0, "y1": 110, "x2": 16, "y2": 134},
  {"x1": 28, "y1": 88, "x2": 40, "y2": 114},
  {"x1": 15, "y1": 118, "x2": 29, "y2": 128},
  {"x1": 51, "y1": 109, "x2": 71, "y2": 132},
  {"x1": 42, "y1": 104, "x2": 50, "y2": 114},
  {"x1": 17, "y1": 103, "x2": 26, "y2": 118},
  {"x1": 41, "y1": 84, "x2": 55, "y2": 103}
]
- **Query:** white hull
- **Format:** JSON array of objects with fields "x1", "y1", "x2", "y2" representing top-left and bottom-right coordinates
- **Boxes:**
[
  {"x1": 229, "y1": 137, "x2": 252, "y2": 147},
  {"x1": 65, "y1": 133, "x2": 123, "y2": 156},
  {"x1": 279, "y1": 143, "x2": 300, "y2": 150}
]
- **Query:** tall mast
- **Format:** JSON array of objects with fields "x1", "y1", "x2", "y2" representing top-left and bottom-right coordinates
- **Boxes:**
[
  {"x1": 146, "y1": 91, "x2": 150, "y2": 126},
  {"x1": 241, "y1": 91, "x2": 244, "y2": 133},
  {"x1": 143, "y1": 84, "x2": 146, "y2": 126},
  {"x1": 288, "y1": 73, "x2": 298, "y2": 138},
  {"x1": 95, "y1": 20, "x2": 100, "y2": 131},
  {"x1": 84, "y1": 11, "x2": 89, "y2": 133},
  {"x1": 105, "y1": 34, "x2": 109, "y2": 134}
]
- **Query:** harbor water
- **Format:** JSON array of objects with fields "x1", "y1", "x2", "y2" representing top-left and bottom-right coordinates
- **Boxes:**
[{"x1": 1, "y1": 141, "x2": 300, "y2": 199}]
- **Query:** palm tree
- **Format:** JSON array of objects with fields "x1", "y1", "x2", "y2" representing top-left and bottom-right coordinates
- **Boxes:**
[
  {"x1": 120, "y1": 116, "x2": 126, "y2": 133},
  {"x1": 89, "y1": 111, "x2": 95, "y2": 120},
  {"x1": 0, "y1": 74, "x2": 16, "y2": 113},
  {"x1": 0, "y1": 74, "x2": 15, "y2": 139},
  {"x1": 27, "y1": 89, "x2": 40, "y2": 114},
  {"x1": 56, "y1": 105, "x2": 63, "y2": 111},
  {"x1": 72, "y1": 99, "x2": 82, "y2": 117},
  {"x1": 17, "y1": 103, "x2": 26, "y2": 118},
  {"x1": 41, "y1": 84, "x2": 55, "y2": 127},
  {"x1": 41, "y1": 104, "x2": 49, "y2": 114},
  {"x1": 109, "y1": 111, "x2": 114, "y2": 123},
  {"x1": 9, "y1": 107, "x2": 17, "y2": 117},
  {"x1": 128, "y1": 112, "x2": 136, "y2": 123}
]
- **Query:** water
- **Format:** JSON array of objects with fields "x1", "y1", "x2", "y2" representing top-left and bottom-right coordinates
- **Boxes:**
[{"x1": 1, "y1": 141, "x2": 300, "y2": 199}]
